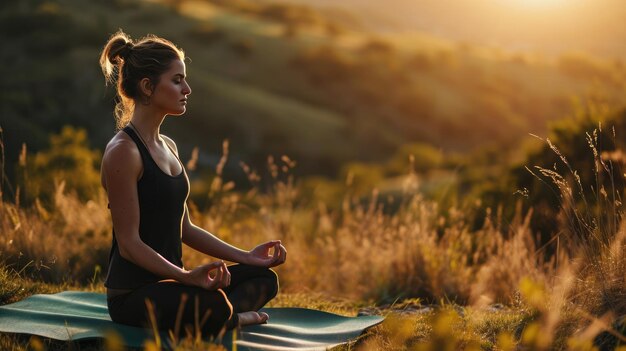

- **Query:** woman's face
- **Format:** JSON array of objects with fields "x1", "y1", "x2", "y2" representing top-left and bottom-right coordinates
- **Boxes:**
[{"x1": 151, "y1": 59, "x2": 191, "y2": 116}]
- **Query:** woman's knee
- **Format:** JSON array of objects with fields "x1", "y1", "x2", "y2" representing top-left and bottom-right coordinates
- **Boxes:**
[
  {"x1": 255, "y1": 267, "x2": 280, "y2": 300},
  {"x1": 266, "y1": 268, "x2": 279, "y2": 299},
  {"x1": 230, "y1": 264, "x2": 280, "y2": 301},
  {"x1": 249, "y1": 266, "x2": 280, "y2": 299}
]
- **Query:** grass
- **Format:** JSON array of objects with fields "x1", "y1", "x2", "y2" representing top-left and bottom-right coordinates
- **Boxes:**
[{"x1": 1, "y1": 125, "x2": 625, "y2": 350}]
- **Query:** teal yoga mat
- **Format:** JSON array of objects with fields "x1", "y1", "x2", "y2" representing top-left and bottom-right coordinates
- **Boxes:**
[{"x1": 0, "y1": 291, "x2": 383, "y2": 350}]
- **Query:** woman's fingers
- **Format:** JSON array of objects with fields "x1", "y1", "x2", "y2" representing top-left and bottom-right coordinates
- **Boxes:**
[
  {"x1": 273, "y1": 244, "x2": 286, "y2": 266},
  {"x1": 205, "y1": 275, "x2": 218, "y2": 290},
  {"x1": 223, "y1": 264, "x2": 231, "y2": 287},
  {"x1": 186, "y1": 261, "x2": 234, "y2": 290},
  {"x1": 256, "y1": 242, "x2": 287, "y2": 267},
  {"x1": 264, "y1": 240, "x2": 281, "y2": 256},
  {"x1": 272, "y1": 243, "x2": 279, "y2": 261},
  {"x1": 266, "y1": 240, "x2": 280, "y2": 248},
  {"x1": 216, "y1": 263, "x2": 231, "y2": 289},
  {"x1": 207, "y1": 261, "x2": 224, "y2": 269},
  {"x1": 215, "y1": 263, "x2": 224, "y2": 285},
  {"x1": 248, "y1": 240, "x2": 287, "y2": 267},
  {"x1": 203, "y1": 264, "x2": 216, "y2": 289},
  {"x1": 204, "y1": 261, "x2": 226, "y2": 289},
  {"x1": 266, "y1": 244, "x2": 286, "y2": 267},
  {"x1": 279, "y1": 244, "x2": 287, "y2": 264},
  {"x1": 272, "y1": 243, "x2": 287, "y2": 265},
  {"x1": 204, "y1": 261, "x2": 224, "y2": 277},
  {"x1": 217, "y1": 265, "x2": 225, "y2": 288}
]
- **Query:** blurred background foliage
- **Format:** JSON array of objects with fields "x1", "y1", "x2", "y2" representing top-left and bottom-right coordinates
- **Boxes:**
[
  {"x1": 16, "y1": 126, "x2": 102, "y2": 205},
  {"x1": 0, "y1": 0, "x2": 626, "y2": 238}
]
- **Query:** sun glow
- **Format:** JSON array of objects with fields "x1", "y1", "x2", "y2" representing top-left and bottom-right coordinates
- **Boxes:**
[{"x1": 502, "y1": 0, "x2": 571, "y2": 9}]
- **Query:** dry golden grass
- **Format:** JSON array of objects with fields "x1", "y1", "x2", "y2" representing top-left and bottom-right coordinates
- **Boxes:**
[
  {"x1": 0, "y1": 181, "x2": 110, "y2": 285},
  {"x1": 1, "y1": 132, "x2": 625, "y2": 350},
  {"x1": 182, "y1": 154, "x2": 550, "y2": 307}
]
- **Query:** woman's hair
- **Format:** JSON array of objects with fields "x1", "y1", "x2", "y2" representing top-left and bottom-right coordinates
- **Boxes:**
[{"x1": 99, "y1": 30, "x2": 185, "y2": 130}]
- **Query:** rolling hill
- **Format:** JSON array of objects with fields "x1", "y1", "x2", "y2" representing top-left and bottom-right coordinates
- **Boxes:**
[{"x1": 1, "y1": 0, "x2": 625, "y2": 182}]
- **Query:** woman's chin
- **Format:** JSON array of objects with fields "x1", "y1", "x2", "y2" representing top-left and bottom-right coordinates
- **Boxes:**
[{"x1": 168, "y1": 109, "x2": 186, "y2": 116}]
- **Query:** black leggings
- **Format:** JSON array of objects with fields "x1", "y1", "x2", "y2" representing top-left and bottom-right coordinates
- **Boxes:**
[{"x1": 107, "y1": 264, "x2": 279, "y2": 338}]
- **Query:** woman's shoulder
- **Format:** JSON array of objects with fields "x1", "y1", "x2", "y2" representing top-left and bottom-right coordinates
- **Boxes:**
[
  {"x1": 101, "y1": 131, "x2": 143, "y2": 190},
  {"x1": 102, "y1": 131, "x2": 141, "y2": 169}
]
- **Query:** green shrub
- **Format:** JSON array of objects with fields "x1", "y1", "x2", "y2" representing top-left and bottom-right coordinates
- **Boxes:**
[{"x1": 19, "y1": 126, "x2": 101, "y2": 206}]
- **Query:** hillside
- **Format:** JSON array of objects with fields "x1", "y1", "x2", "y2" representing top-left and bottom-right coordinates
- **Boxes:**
[{"x1": 1, "y1": 0, "x2": 625, "y2": 181}]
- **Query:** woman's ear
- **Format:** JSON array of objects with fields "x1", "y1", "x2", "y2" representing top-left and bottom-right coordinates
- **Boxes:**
[{"x1": 138, "y1": 77, "x2": 154, "y2": 98}]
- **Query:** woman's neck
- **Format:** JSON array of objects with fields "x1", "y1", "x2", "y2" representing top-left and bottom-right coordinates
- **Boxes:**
[{"x1": 129, "y1": 106, "x2": 166, "y2": 143}]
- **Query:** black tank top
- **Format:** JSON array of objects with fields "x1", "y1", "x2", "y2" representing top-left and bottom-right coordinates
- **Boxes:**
[{"x1": 105, "y1": 126, "x2": 189, "y2": 289}]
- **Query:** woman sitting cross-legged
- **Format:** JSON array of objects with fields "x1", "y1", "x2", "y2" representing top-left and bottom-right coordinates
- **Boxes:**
[{"x1": 99, "y1": 29, "x2": 287, "y2": 338}]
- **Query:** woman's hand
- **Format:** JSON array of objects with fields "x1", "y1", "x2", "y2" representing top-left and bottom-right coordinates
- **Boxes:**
[
  {"x1": 246, "y1": 240, "x2": 287, "y2": 268},
  {"x1": 182, "y1": 261, "x2": 231, "y2": 290}
]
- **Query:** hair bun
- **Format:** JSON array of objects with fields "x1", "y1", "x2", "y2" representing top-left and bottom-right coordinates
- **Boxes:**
[{"x1": 119, "y1": 42, "x2": 134, "y2": 60}]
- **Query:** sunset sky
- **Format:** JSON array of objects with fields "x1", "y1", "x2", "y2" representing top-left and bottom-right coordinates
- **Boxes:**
[{"x1": 278, "y1": 0, "x2": 626, "y2": 58}]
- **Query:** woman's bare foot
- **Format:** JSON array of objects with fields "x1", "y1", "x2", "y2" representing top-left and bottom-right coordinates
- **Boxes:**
[{"x1": 237, "y1": 311, "x2": 269, "y2": 326}]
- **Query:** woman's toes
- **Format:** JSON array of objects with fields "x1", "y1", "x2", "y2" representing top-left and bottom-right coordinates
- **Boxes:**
[{"x1": 238, "y1": 311, "x2": 270, "y2": 326}]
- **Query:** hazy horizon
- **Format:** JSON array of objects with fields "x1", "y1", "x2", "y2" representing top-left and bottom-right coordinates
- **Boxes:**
[{"x1": 270, "y1": 0, "x2": 626, "y2": 59}]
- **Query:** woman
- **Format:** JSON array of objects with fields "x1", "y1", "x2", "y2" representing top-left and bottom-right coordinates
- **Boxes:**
[{"x1": 99, "y1": 30, "x2": 287, "y2": 338}]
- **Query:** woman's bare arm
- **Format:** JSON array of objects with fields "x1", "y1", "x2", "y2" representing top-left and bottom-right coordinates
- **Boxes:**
[
  {"x1": 181, "y1": 206, "x2": 286, "y2": 267},
  {"x1": 162, "y1": 135, "x2": 287, "y2": 267},
  {"x1": 181, "y1": 204, "x2": 251, "y2": 263}
]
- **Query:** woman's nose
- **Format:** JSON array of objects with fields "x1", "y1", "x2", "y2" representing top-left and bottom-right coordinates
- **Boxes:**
[{"x1": 184, "y1": 81, "x2": 191, "y2": 95}]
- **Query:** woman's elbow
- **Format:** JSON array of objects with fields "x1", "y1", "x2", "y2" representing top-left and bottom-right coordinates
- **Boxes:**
[
  {"x1": 117, "y1": 238, "x2": 139, "y2": 263},
  {"x1": 180, "y1": 224, "x2": 197, "y2": 244},
  {"x1": 118, "y1": 245, "x2": 134, "y2": 262}
]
